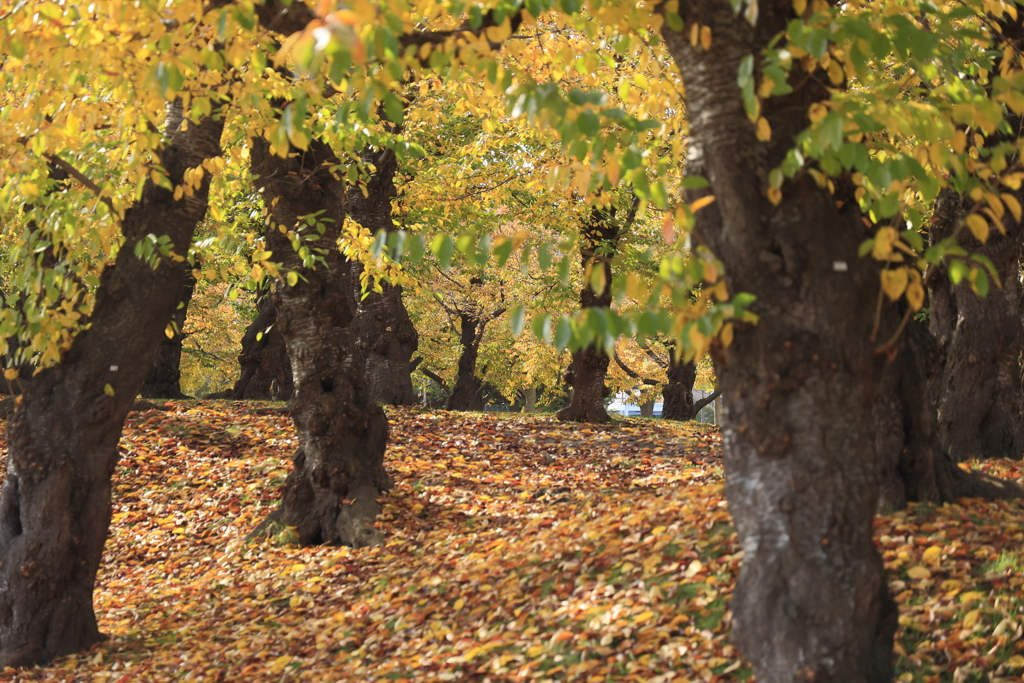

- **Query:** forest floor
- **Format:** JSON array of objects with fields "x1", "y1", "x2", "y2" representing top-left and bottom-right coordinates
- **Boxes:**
[{"x1": 3, "y1": 402, "x2": 1024, "y2": 682}]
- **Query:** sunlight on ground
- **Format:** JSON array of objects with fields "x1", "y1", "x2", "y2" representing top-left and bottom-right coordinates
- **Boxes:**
[{"x1": 2, "y1": 403, "x2": 1024, "y2": 682}]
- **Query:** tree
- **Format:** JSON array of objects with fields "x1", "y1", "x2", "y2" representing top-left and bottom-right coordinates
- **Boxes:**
[
  {"x1": 141, "y1": 273, "x2": 196, "y2": 399},
  {"x1": 0, "y1": 99, "x2": 226, "y2": 666},
  {"x1": 348, "y1": 145, "x2": 420, "y2": 407},
  {"x1": 247, "y1": 135, "x2": 391, "y2": 547},
  {"x1": 661, "y1": 355, "x2": 720, "y2": 422},
  {"x1": 212, "y1": 288, "x2": 294, "y2": 400},
  {"x1": 557, "y1": 199, "x2": 636, "y2": 423},
  {"x1": 660, "y1": 3, "x2": 901, "y2": 679}
]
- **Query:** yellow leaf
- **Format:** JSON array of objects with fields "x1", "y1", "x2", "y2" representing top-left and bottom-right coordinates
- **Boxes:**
[
  {"x1": 965, "y1": 213, "x2": 990, "y2": 242},
  {"x1": 526, "y1": 645, "x2": 546, "y2": 658},
  {"x1": 906, "y1": 565, "x2": 931, "y2": 579},
  {"x1": 906, "y1": 280, "x2": 925, "y2": 311},
  {"x1": 808, "y1": 102, "x2": 828, "y2": 123},
  {"x1": 922, "y1": 546, "x2": 941, "y2": 566},
  {"x1": 684, "y1": 559, "x2": 703, "y2": 577},
  {"x1": 952, "y1": 129, "x2": 967, "y2": 154},
  {"x1": 767, "y1": 186, "x2": 782, "y2": 205},
  {"x1": 755, "y1": 117, "x2": 771, "y2": 141},
  {"x1": 1002, "y1": 193, "x2": 1022, "y2": 222},
  {"x1": 793, "y1": 0, "x2": 808, "y2": 14},
  {"x1": 984, "y1": 192, "x2": 1005, "y2": 219},
  {"x1": 289, "y1": 595, "x2": 302, "y2": 608},
  {"x1": 881, "y1": 268, "x2": 909, "y2": 301},
  {"x1": 453, "y1": 597, "x2": 465, "y2": 610},
  {"x1": 269, "y1": 655, "x2": 292, "y2": 674},
  {"x1": 827, "y1": 60, "x2": 844, "y2": 85},
  {"x1": 690, "y1": 195, "x2": 716, "y2": 213},
  {"x1": 721, "y1": 322, "x2": 734, "y2": 348},
  {"x1": 484, "y1": 21, "x2": 511, "y2": 43},
  {"x1": 22, "y1": 182, "x2": 39, "y2": 197},
  {"x1": 963, "y1": 609, "x2": 981, "y2": 629},
  {"x1": 634, "y1": 610, "x2": 656, "y2": 623},
  {"x1": 3, "y1": 368, "x2": 17, "y2": 381},
  {"x1": 1006, "y1": 655, "x2": 1024, "y2": 668},
  {"x1": 960, "y1": 590, "x2": 985, "y2": 603},
  {"x1": 689, "y1": 23, "x2": 700, "y2": 48},
  {"x1": 873, "y1": 227, "x2": 899, "y2": 259},
  {"x1": 700, "y1": 25, "x2": 712, "y2": 50}
]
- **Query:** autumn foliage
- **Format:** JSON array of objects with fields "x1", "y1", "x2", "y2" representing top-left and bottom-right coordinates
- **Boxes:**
[{"x1": 0, "y1": 404, "x2": 1020, "y2": 682}]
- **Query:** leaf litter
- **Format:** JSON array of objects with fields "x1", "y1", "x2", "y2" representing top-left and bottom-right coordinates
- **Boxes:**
[{"x1": 1, "y1": 403, "x2": 1023, "y2": 682}]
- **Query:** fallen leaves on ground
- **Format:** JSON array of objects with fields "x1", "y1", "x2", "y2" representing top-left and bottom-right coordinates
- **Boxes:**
[{"x1": 2, "y1": 403, "x2": 1023, "y2": 682}]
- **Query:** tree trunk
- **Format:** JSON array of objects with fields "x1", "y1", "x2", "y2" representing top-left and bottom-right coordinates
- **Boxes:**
[
  {"x1": 354, "y1": 280, "x2": 419, "y2": 405},
  {"x1": 663, "y1": 4, "x2": 897, "y2": 680},
  {"x1": 875, "y1": 317, "x2": 1021, "y2": 511},
  {"x1": 214, "y1": 290, "x2": 293, "y2": 400},
  {"x1": 639, "y1": 399, "x2": 655, "y2": 418},
  {"x1": 927, "y1": 192, "x2": 1024, "y2": 461},
  {"x1": 662, "y1": 358, "x2": 697, "y2": 420},
  {"x1": 522, "y1": 386, "x2": 537, "y2": 413},
  {"x1": 445, "y1": 313, "x2": 485, "y2": 411},
  {"x1": 250, "y1": 136, "x2": 389, "y2": 548},
  {"x1": 0, "y1": 106, "x2": 223, "y2": 668},
  {"x1": 557, "y1": 206, "x2": 621, "y2": 424},
  {"x1": 348, "y1": 146, "x2": 419, "y2": 406},
  {"x1": 140, "y1": 270, "x2": 196, "y2": 399}
]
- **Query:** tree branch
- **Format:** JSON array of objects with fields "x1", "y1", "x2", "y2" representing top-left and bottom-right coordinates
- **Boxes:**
[
  {"x1": 420, "y1": 367, "x2": 449, "y2": 389},
  {"x1": 613, "y1": 352, "x2": 660, "y2": 386},
  {"x1": 692, "y1": 389, "x2": 721, "y2": 415},
  {"x1": 43, "y1": 153, "x2": 116, "y2": 213}
]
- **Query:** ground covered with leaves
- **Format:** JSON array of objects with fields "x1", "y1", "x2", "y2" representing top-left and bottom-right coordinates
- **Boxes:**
[{"x1": 3, "y1": 403, "x2": 1024, "y2": 682}]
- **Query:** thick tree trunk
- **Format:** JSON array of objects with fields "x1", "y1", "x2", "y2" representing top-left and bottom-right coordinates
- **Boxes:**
[
  {"x1": 214, "y1": 291, "x2": 293, "y2": 400},
  {"x1": 250, "y1": 136, "x2": 389, "y2": 548},
  {"x1": 557, "y1": 206, "x2": 621, "y2": 424},
  {"x1": 445, "y1": 313, "x2": 485, "y2": 411},
  {"x1": 661, "y1": 358, "x2": 697, "y2": 420},
  {"x1": 348, "y1": 147, "x2": 419, "y2": 406},
  {"x1": 140, "y1": 271, "x2": 196, "y2": 399},
  {"x1": 0, "y1": 108, "x2": 223, "y2": 668},
  {"x1": 927, "y1": 190, "x2": 1024, "y2": 461},
  {"x1": 522, "y1": 386, "x2": 537, "y2": 413},
  {"x1": 639, "y1": 399, "x2": 655, "y2": 418},
  {"x1": 875, "y1": 318, "x2": 1022, "y2": 510},
  {"x1": 354, "y1": 280, "x2": 419, "y2": 405},
  {"x1": 664, "y1": 4, "x2": 897, "y2": 681}
]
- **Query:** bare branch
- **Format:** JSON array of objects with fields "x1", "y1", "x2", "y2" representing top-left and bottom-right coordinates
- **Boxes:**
[
  {"x1": 43, "y1": 154, "x2": 116, "y2": 214},
  {"x1": 613, "y1": 352, "x2": 660, "y2": 386}
]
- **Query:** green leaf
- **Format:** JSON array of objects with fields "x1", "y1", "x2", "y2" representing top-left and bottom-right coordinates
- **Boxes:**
[
  {"x1": 509, "y1": 304, "x2": 526, "y2": 336},
  {"x1": 554, "y1": 317, "x2": 572, "y2": 350},
  {"x1": 432, "y1": 234, "x2": 454, "y2": 270},
  {"x1": 531, "y1": 313, "x2": 552, "y2": 342},
  {"x1": 577, "y1": 110, "x2": 600, "y2": 137}
]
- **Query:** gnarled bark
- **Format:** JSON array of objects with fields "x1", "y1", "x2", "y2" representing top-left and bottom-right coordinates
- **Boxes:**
[
  {"x1": 927, "y1": 192, "x2": 1024, "y2": 461},
  {"x1": 250, "y1": 136, "x2": 389, "y2": 548},
  {"x1": 0, "y1": 107, "x2": 223, "y2": 668},
  {"x1": 141, "y1": 271, "x2": 196, "y2": 399},
  {"x1": 446, "y1": 312, "x2": 486, "y2": 411},
  {"x1": 875, "y1": 317, "x2": 1022, "y2": 511},
  {"x1": 211, "y1": 290, "x2": 293, "y2": 401},
  {"x1": 662, "y1": 357, "x2": 721, "y2": 421},
  {"x1": 664, "y1": 4, "x2": 897, "y2": 680},
  {"x1": 557, "y1": 204, "x2": 629, "y2": 424},
  {"x1": 348, "y1": 143, "x2": 419, "y2": 406}
]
